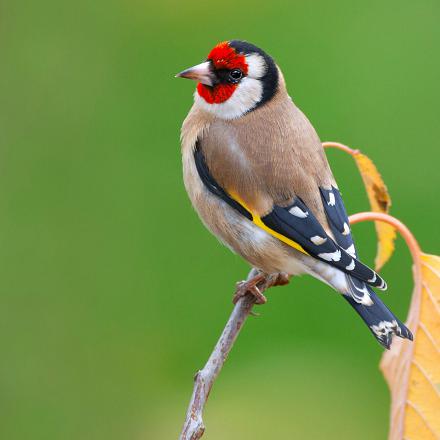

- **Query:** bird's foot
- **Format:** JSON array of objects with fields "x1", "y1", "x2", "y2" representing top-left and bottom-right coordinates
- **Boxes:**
[
  {"x1": 233, "y1": 273, "x2": 267, "y2": 305},
  {"x1": 232, "y1": 272, "x2": 290, "y2": 305},
  {"x1": 271, "y1": 272, "x2": 290, "y2": 287}
]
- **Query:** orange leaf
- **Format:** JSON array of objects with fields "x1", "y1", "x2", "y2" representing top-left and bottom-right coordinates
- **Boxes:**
[
  {"x1": 323, "y1": 142, "x2": 397, "y2": 271},
  {"x1": 349, "y1": 212, "x2": 440, "y2": 440},
  {"x1": 381, "y1": 253, "x2": 440, "y2": 440},
  {"x1": 353, "y1": 152, "x2": 396, "y2": 271}
]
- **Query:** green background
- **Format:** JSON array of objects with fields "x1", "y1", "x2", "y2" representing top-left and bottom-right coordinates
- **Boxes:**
[{"x1": 1, "y1": 0, "x2": 439, "y2": 438}]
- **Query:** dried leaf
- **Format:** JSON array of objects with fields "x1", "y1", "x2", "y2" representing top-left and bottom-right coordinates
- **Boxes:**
[
  {"x1": 353, "y1": 152, "x2": 397, "y2": 271},
  {"x1": 381, "y1": 253, "x2": 440, "y2": 440}
]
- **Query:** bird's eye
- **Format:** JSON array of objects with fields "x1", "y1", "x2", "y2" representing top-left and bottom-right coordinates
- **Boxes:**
[{"x1": 229, "y1": 69, "x2": 243, "y2": 83}]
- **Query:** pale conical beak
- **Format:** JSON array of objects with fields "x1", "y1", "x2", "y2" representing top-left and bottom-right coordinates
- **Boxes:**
[{"x1": 175, "y1": 61, "x2": 215, "y2": 86}]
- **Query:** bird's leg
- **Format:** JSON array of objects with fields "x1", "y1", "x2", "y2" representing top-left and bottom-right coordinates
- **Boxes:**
[
  {"x1": 233, "y1": 271, "x2": 291, "y2": 305},
  {"x1": 233, "y1": 272, "x2": 267, "y2": 305}
]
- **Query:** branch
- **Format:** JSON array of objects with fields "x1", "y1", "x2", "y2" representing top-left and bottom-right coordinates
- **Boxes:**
[{"x1": 179, "y1": 269, "x2": 281, "y2": 440}]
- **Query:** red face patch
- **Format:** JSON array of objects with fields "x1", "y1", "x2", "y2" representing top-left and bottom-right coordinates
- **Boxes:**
[
  {"x1": 207, "y1": 41, "x2": 248, "y2": 73},
  {"x1": 197, "y1": 41, "x2": 248, "y2": 104},
  {"x1": 197, "y1": 82, "x2": 237, "y2": 104}
]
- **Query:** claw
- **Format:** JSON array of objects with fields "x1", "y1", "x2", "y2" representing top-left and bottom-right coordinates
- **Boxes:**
[
  {"x1": 232, "y1": 272, "x2": 291, "y2": 305},
  {"x1": 233, "y1": 273, "x2": 267, "y2": 305}
]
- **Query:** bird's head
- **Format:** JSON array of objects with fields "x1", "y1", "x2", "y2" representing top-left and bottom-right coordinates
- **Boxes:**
[{"x1": 176, "y1": 40, "x2": 279, "y2": 119}]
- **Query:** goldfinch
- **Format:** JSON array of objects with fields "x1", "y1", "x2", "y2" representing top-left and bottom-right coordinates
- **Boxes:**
[{"x1": 177, "y1": 40, "x2": 412, "y2": 349}]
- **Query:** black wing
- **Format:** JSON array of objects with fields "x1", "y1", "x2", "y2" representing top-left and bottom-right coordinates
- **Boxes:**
[{"x1": 260, "y1": 196, "x2": 386, "y2": 290}]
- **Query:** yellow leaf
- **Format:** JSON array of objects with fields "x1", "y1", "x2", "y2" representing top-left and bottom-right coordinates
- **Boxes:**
[
  {"x1": 323, "y1": 143, "x2": 397, "y2": 271},
  {"x1": 381, "y1": 253, "x2": 440, "y2": 440},
  {"x1": 353, "y1": 152, "x2": 397, "y2": 271}
]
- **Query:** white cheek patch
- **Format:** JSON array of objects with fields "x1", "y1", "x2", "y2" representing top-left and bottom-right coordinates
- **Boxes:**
[
  {"x1": 194, "y1": 77, "x2": 263, "y2": 120},
  {"x1": 245, "y1": 53, "x2": 267, "y2": 79}
]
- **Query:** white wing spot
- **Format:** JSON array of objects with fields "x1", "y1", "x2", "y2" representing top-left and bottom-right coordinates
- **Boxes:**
[
  {"x1": 328, "y1": 192, "x2": 336, "y2": 206},
  {"x1": 346, "y1": 259, "x2": 355, "y2": 271},
  {"x1": 342, "y1": 222, "x2": 350, "y2": 235},
  {"x1": 359, "y1": 292, "x2": 373, "y2": 306},
  {"x1": 368, "y1": 273, "x2": 377, "y2": 283},
  {"x1": 378, "y1": 279, "x2": 387, "y2": 291},
  {"x1": 345, "y1": 244, "x2": 356, "y2": 258},
  {"x1": 370, "y1": 320, "x2": 398, "y2": 338},
  {"x1": 350, "y1": 282, "x2": 373, "y2": 305},
  {"x1": 289, "y1": 206, "x2": 309, "y2": 218},
  {"x1": 310, "y1": 235, "x2": 327, "y2": 245},
  {"x1": 318, "y1": 249, "x2": 341, "y2": 262}
]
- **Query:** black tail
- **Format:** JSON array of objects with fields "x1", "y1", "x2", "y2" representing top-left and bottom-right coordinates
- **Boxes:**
[{"x1": 344, "y1": 284, "x2": 413, "y2": 349}]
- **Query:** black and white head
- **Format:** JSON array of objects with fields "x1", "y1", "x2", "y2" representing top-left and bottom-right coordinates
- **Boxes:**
[{"x1": 176, "y1": 40, "x2": 279, "y2": 119}]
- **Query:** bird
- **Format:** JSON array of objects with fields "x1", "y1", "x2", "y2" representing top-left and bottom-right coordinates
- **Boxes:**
[{"x1": 176, "y1": 40, "x2": 413, "y2": 349}]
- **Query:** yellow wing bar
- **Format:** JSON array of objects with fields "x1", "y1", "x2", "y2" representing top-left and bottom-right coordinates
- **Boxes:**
[{"x1": 228, "y1": 190, "x2": 309, "y2": 256}]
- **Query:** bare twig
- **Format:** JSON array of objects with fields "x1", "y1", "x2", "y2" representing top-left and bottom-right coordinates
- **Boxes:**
[{"x1": 179, "y1": 269, "x2": 283, "y2": 440}]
